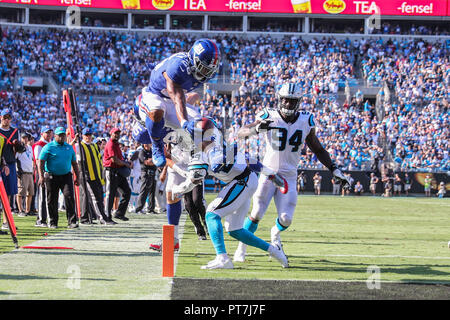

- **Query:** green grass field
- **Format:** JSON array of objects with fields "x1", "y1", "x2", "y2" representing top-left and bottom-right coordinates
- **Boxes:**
[
  {"x1": 0, "y1": 195, "x2": 449, "y2": 300},
  {"x1": 0, "y1": 214, "x2": 68, "y2": 254},
  {"x1": 175, "y1": 195, "x2": 450, "y2": 283}
]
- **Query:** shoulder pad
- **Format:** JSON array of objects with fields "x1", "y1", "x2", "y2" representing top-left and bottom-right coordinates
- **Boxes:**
[
  {"x1": 299, "y1": 111, "x2": 315, "y2": 127},
  {"x1": 256, "y1": 108, "x2": 269, "y2": 121}
]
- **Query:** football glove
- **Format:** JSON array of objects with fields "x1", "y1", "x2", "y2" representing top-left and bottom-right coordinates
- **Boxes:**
[
  {"x1": 188, "y1": 160, "x2": 208, "y2": 185},
  {"x1": 269, "y1": 173, "x2": 288, "y2": 194},
  {"x1": 255, "y1": 119, "x2": 273, "y2": 133},
  {"x1": 332, "y1": 169, "x2": 353, "y2": 189}
]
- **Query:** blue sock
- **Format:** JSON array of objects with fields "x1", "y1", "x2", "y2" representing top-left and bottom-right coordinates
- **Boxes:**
[
  {"x1": 276, "y1": 218, "x2": 288, "y2": 232},
  {"x1": 205, "y1": 211, "x2": 226, "y2": 255},
  {"x1": 243, "y1": 217, "x2": 258, "y2": 234},
  {"x1": 228, "y1": 229, "x2": 270, "y2": 251},
  {"x1": 167, "y1": 202, "x2": 182, "y2": 225},
  {"x1": 145, "y1": 117, "x2": 165, "y2": 140}
]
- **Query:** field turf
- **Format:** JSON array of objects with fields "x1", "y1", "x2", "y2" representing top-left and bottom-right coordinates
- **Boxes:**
[
  {"x1": 0, "y1": 194, "x2": 448, "y2": 300},
  {"x1": 172, "y1": 194, "x2": 450, "y2": 299}
]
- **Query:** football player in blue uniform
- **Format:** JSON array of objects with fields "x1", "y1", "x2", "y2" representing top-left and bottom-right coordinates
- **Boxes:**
[{"x1": 134, "y1": 38, "x2": 220, "y2": 169}]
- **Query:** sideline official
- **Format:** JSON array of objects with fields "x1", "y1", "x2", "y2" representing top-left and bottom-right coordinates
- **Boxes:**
[
  {"x1": 78, "y1": 128, "x2": 116, "y2": 225},
  {"x1": 103, "y1": 128, "x2": 131, "y2": 221},
  {"x1": 38, "y1": 127, "x2": 80, "y2": 229},
  {"x1": 134, "y1": 143, "x2": 156, "y2": 214}
]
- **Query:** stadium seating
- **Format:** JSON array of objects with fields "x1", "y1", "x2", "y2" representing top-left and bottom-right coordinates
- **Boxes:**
[{"x1": 0, "y1": 27, "x2": 447, "y2": 172}]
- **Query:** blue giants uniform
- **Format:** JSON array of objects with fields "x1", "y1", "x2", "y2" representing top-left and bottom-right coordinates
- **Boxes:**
[
  {"x1": 145, "y1": 53, "x2": 203, "y2": 98},
  {"x1": 136, "y1": 38, "x2": 220, "y2": 168}
]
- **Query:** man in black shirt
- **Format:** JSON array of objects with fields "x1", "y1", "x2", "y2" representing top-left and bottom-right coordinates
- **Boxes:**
[{"x1": 134, "y1": 144, "x2": 156, "y2": 215}]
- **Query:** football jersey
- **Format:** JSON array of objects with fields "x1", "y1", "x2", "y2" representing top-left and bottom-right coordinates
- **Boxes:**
[
  {"x1": 258, "y1": 108, "x2": 315, "y2": 178},
  {"x1": 203, "y1": 142, "x2": 248, "y2": 184},
  {"x1": 145, "y1": 52, "x2": 203, "y2": 98}
]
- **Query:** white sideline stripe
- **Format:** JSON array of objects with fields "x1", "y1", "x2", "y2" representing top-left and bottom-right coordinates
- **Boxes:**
[{"x1": 292, "y1": 253, "x2": 450, "y2": 260}]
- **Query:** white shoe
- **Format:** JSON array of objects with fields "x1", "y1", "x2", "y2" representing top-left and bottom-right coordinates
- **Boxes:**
[
  {"x1": 268, "y1": 244, "x2": 289, "y2": 268},
  {"x1": 233, "y1": 242, "x2": 247, "y2": 262},
  {"x1": 201, "y1": 255, "x2": 234, "y2": 269},
  {"x1": 271, "y1": 225, "x2": 282, "y2": 246}
]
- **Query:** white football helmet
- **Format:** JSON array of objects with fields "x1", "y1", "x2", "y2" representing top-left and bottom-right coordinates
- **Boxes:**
[{"x1": 277, "y1": 83, "x2": 303, "y2": 117}]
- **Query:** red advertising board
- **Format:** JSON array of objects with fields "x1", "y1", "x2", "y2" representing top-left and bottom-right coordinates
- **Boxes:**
[{"x1": 0, "y1": 0, "x2": 448, "y2": 16}]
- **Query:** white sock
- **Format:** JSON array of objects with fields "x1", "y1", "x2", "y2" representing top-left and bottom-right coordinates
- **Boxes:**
[
  {"x1": 174, "y1": 225, "x2": 179, "y2": 241},
  {"x1": 271, "y1": 225, "x2": 281, "y2": 241}
]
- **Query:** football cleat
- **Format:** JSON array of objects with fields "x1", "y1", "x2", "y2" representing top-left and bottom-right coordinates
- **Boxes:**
[
  {"x1": 151, "y1": 138, "x2": 166, "y2": 167},
  {"x1": 233, "y1": 242, "x2": 248, "y2": 262},
  {"x1": 201, "y1": 255, "x2": 234, "y2": 270},
  {"x1": 268, "y1": 244, "x2": 289, "y2": 268},
  {"x1": 149, "y1": 239, "x2": 179, "y2": 252},
  {"x1": 269, "y1": 174, "x2": 288, "y2": 194}
]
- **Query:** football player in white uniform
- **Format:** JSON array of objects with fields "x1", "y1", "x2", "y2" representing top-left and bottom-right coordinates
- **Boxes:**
[
  {"x1": 233, "y1": 83, "x2": 352, "y2": 262},
  {"x1": 171, "y1": 117, "x2": 289, "y2": 270}
]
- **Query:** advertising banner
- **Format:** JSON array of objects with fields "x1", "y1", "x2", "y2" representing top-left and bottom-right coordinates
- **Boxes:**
[{"x1": 0, "y1": 0, "x2": 448, "y2": 16}]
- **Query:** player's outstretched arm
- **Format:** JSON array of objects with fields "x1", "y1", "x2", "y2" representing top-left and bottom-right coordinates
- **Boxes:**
[
  {"x1": 237, "y1": 121, "x2": 260, "y2": 139},
  {"x1": 306, "y1": 128, "x2": 352, "y2": 187},
  {"x1": 164, "y1": 72, "x2": 189, "y2": 126},
  {"x1": 172, "y1": 160, "x2": 208, "y2": 199},
  {"x1": 237, "y1": 119, "x2": 273, "y2": 139},
  {"x1": 305, "y1": 128, "x2": 334, "y2": 170}
]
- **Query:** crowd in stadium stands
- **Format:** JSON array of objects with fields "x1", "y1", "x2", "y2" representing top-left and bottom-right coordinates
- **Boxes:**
[
  {"x1": 360, "y1": 37, "x2": 449, "y2": 172},
  {"x1": 115, "y1": 33, "x2": 196, "y2": 88},
  {"x1": 369, "y1": 22, "x2": 449, "y2": 36},
  {"x1": 0, "y1": 28, "x2": 448, "y2": 173},
  {"x1": 0, "y1": 28, "x2": 123, "y2": 95}
]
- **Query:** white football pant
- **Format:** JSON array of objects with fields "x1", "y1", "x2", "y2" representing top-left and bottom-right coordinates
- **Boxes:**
[
  {"x1": 207, "y1": 172, "x2": 258, "y2": 232},
  {"x1": 251, "y1": 174, "x2": 298, "y2": 228}
]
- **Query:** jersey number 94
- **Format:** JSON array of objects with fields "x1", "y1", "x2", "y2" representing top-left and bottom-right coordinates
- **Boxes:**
[{"x1": 271, "y1": 128, "x2": 303, "y2": 152}]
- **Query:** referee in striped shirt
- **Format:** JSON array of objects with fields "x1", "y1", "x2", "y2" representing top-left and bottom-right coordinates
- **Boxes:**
[{"x1": 78, "y1": 128, "x2": 116, "y2": 225}]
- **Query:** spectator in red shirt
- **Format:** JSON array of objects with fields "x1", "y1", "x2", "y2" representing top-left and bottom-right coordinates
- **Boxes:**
[{"x1": 103, "y1": 128, "x2": 132, "y2": 222}]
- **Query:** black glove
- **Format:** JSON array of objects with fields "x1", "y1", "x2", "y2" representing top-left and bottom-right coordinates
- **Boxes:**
[
  {"x1": 332, "y1": 169, "x2": 353, "y2": 189},
  {"x1": 256, "y1": 120, "x2": 273, "y2": 133}
]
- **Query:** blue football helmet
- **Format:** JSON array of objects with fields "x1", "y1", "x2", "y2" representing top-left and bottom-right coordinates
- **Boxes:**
[{"x1": 188, "y1": 39, "x2": 220, "y2": 81}]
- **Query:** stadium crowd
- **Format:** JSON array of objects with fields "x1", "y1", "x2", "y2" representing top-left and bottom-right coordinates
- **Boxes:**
[
  {"x1": 0, "y1": 28, "x2": 447, "y2": 228},
  {"x1": 1, "y1": 28, "x2": 448, "y2": 173},
  {"x1": 0, "y1": 28, "x2": 123, "y2": 95}
]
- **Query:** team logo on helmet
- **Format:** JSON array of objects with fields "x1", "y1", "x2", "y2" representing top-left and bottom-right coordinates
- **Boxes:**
[{"x1": 189, "y1": 39, "x2": 220, "y2": 81}]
